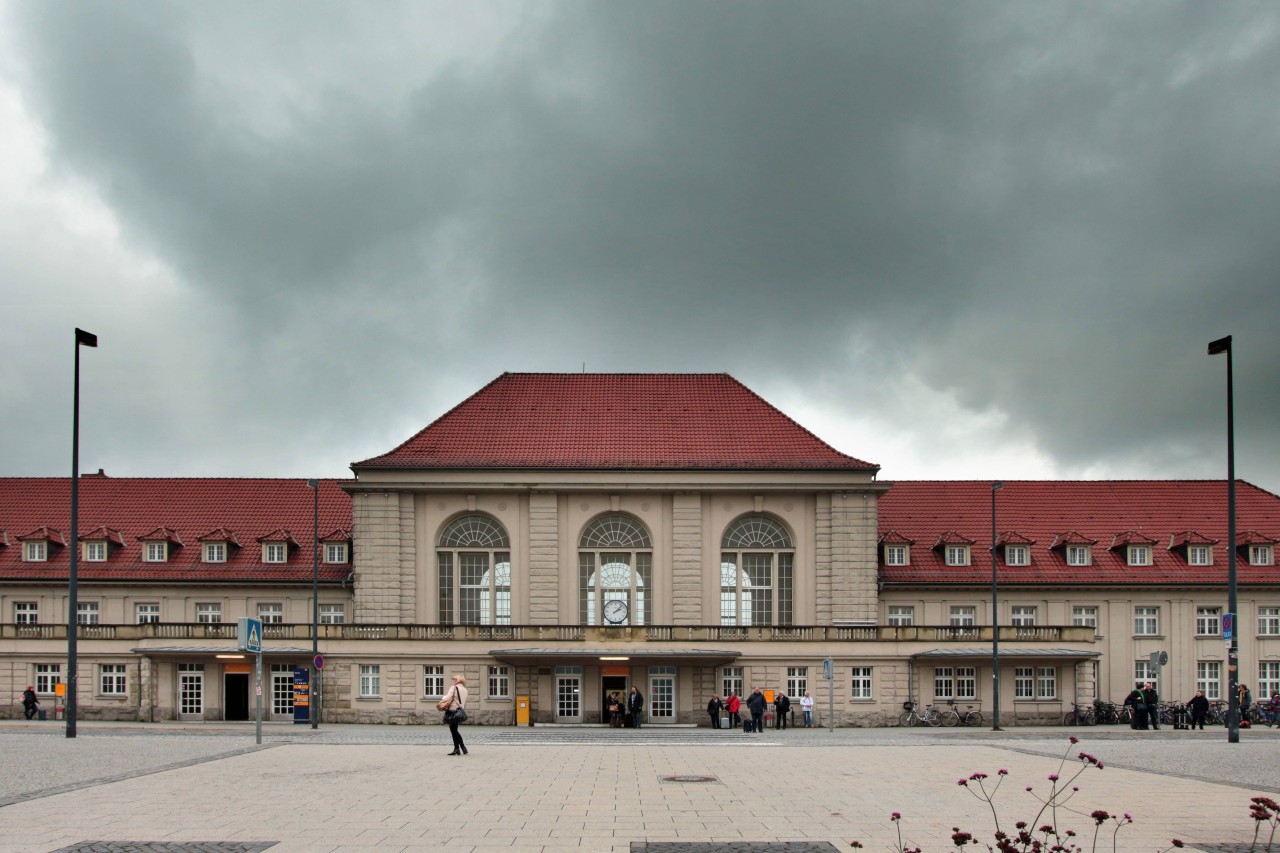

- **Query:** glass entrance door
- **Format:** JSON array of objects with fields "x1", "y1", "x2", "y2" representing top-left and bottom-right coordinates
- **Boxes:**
[
  {"x1": 556, "y1": 675, "x2": 582, "y2": 723},
  {"x1": 649, "y1": 670, "x2": 675, "y2": 722},
  {"x1": 178, "y1": 663, "x2": 204, "y2": 719}
]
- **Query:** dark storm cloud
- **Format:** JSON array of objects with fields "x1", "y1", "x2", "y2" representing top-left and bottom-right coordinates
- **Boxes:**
[{"x1": 5, "y1": 2, "x2": 1279, "y2": 488}]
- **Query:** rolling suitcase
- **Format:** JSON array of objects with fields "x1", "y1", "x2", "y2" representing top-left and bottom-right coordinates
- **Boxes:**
[{"x1": 743, "y1": 718, "x2": 754, "y2": 733}]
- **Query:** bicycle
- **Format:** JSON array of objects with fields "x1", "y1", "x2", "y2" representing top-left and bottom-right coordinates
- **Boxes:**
[
  {"x1": 1093, "y1": 700, "x2": 1122, "y2": 725},
  {"x1": 951, "y1": 700, "x2": 984, "y2": 727},
  {"x1": 1064, "y1": 702, "x2": 1095, "y2": 726},
  {"x1": 934, "y1": 700, "x2": 960, "y2": 727},
  {"x1": 898, "y1": 701, "x2": 942, "y2": 727}
]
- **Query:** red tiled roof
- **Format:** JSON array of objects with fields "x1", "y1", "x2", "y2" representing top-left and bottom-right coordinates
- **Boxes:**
[
  {"x1": 0, "y1": 478, "x2": 353, "y2": 583},
  {"x1": 879, "y1": 480, "x2": 1280, "y2": 585},
  {"x1": 355, "y1": 373, "x2": 877, "y2": 471}
]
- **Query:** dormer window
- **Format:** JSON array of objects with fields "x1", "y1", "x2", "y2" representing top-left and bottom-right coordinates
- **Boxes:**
[
  {"x1": 1188, "y1": 545, "x2": 1213, "y2": 566},
  {"x1": 144, "y1": 541, "x2": 169, "y2": 562},
  {"x1": 1250, "y1": 545, "x2": 1274, "y2": 566},
  {"x1": 879, "y1": 532, "x2": 914, "y2": 567},
  {"x1": 197, "y1": 529, "x2": 240, "y2": 564},
  {"x1": 23, "y1": 541, "x2": 47, "y2": 562},
  {"x1": 1005, "y1": 545, "x2": 1029, "y2": 566},
  {"x1": 320, "y1": 529, "x2": 353, "y2": 564},
  {"x1": 1052, "y1": 531, "x2": 1097, "y2": 567},
  {"x1": 324, "y1": 542, "x2": 349, "y2": 564},
  {"x1": 934, "y1": 532, "x2": 975, "y2": 568},
  {"x1": 1127, "y1": 545, "x2": 1152, "y2": 566},
  {"x1": 138, "y1": 528, "x2": 183, "y2": 563},
  {"x1": 263, "y1": 542, "x2": 287, "y2": 563},
  {"x1": 1066, "y1": 545, "x2": 1091, "y2": 566},
  {"x1": 203, "y1": 542, "x2": 226, "y2": 563},
  {"x1": 884, "y1": 544, "x2": 908, "y2": 566},
  {"x1": 83, "y1": 541, "x2": 107, "y2": 562},
  {"x1": 946, "y1": 545, "x2": 970, "y2": 566}
]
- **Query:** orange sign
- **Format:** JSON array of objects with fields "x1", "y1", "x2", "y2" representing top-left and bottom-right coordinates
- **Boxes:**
[
  {"x1": 601, "y1": 666, "x2": 630, "y2": 676},
  {"x1": 54, "y1": 683, "x2": 66, "y2": 697},
  {"x1": 223, "y1": 662, "x2": 252, "y2": 674}
]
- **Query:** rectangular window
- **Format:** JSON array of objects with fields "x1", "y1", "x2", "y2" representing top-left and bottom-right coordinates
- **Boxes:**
[
  {"x1": 84, "y1": 541, "x2": 107, "y2": 562},
  {"x1": 258, "y1": 603, "x2": 283, "y2": 624},
  {"x1": 945, "y1": 545, "x2": 970, "y2": 567},
  {"x1": 887, "y1": 605, "x2": 915, "y2": 626},
  {"x1": 1036, "y1": 667, "x2": 1057, "y2": 700},
  {"x1": 1072, "y1": 606, "x2": 1098, "y2": 631},
  {"x1": 1011, "y1": 606, "x2": 1037, "y2": 626},
  {"x1": 1014, "y1": 667, "x2": 1034, "y2": 699},
  {"x1": 263, "y1": 543, "x2": 287, "y2": 563},
  {"x1": 23, "y1": 541, "x2": 47, "y2": 562},
  {"x1": 423, "y1": 665, "x2": 445, "y2": 697},
  {"x1": 787, "y1": 667, "x2": 807, "y2": 699},
  {"x1": 136, "y1": 603, "x2": 160, "y2": 624},
  {"x1": 1134, "y1": 606, "x2": 1159, "y2": 636},
  {"x1": 271, "y1": 664, "x2": 295, "y2": 717},
  {"x1": 1066, "y1": 545, "x2": 1091, "y2": 566},
  {"x1": 14, "y1": 602, "x2": 38, "y2": 625},
  {"x1": 1134, "y1": 660, "x2": 1157, "y2": 689},
  {"x1": 324, "y1": 543, "x2": 348, "y2": 564},
  {"x1": 949, "y1": 606, "x2": 976, "y2": 627},
  {"x1": 721, "y1": 667, "x2": 744, "y2": 700},
  {"x1": 359, "y1": 665, "x2": 381, "y2": 698},
  {"x1": 77, "y1": 601, "x2": 100, "y2": 625},
  {"x1": 1197, "y1": 661, "x2": 1221, "y2": 700},
  {"x1": 488, "y1": 665, "x2": 511, "y2": 699},
  {"x1": 1195, "y1": 606, "x2": 1221, "y2": 637},
  {"x1": 319, "y1": 603, "x2": 345, "y2": 625},
  {"x1": 100, "y1": 664, "x2": 127, "y2": 695},
  {"x1": 1260, "y1": 662, "x2": 1280, "y2": 701},
  {"x1": 203, "y1": 543, "x2": 226, "y2": 563},
  {"x1": 144, "y1": 541, "x2": 168, "y2": 562},
  {"x1": 934, "y1": 667, "x2": 977, "y2": 701},
  {"x1": 884, "y1": 545, "x2": 907, "y2": 566},
  {"x1": 934, "y1": 667, "x2": 955, "y2": 700},
  {"x1": 1249, "y1": 545, "x2": 1274, "y2": 567},
  {"x1": 1258, "y1": 607, "x2": 1280, "y2": 637},
  {"x1": 1005, "y1": 545, "x2": 1030, "y2": 567},
  {"x1": 1127, "y1": 545, "x2": 1152, "y2": 566},
  {"x1": 850, "y1": 666, "x2": 873, "y2": 700},
  {"x1": 1188, "y1": 545, "x2": 1213, "y2": 566},
  {"x1": 195, "y1": 602, "x2": 222, "y2": 624},
  {"x1": 35, "y1": 663, "x2": 62, "y2": 694},
  {"x1": 955, "y1": 667, "x2": 977, "y2": 700}
]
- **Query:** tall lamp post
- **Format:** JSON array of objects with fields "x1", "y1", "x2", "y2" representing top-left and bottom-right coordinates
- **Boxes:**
[
  {"x1": 307, "y1": 478, "x2": 320, "y2": 729},
  {"x1": 68, "y1": 327, "x2": 97, "y2": 739},
  {"x1": 1208, "y1": 335, "x2": 1239, "y2": 744},
  {"x1": 991, "y1": 481, "x2": 1004, "y2": 731}
]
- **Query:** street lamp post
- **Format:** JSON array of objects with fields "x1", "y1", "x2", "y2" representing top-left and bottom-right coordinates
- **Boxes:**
[
  {"x1": 67, "y1": 328, "x2": 97, "y2": 739},
  {"x1": 307, "y1": 478, "x2": 320, "y2": 729},
  {"x1": 991, "y1": 480, "x2": 1004, "y2": 731},
  {"x1": 1208, "y1": 335, "x2": 1239, "y2": 744}
]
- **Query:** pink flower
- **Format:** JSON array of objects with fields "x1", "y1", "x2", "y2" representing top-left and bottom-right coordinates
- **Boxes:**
[
  {"x1": 891, "y1": 812, "x2": 901, "y2": 821},
  {"x1": 1047, "y1": 774, "x2": 1059, "y2": 781},
  {"x1": 998, "y1": 769, "x2": 1009, "y2": 776},
  {"x1": 1069, "y1": 735, "x2": 1079, "y2": 744}
]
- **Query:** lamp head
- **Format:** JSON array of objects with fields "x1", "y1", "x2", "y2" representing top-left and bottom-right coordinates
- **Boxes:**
[
  {"x1": 1208, "y1": 336, "x2": 1232, "y2": 356},
  {"x1": 992, "y1": 481, "x2": 1004, "y2": 491}
]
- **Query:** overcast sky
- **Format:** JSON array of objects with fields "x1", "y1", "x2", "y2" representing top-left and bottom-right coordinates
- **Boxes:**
[{"x1": 2, "y1": 2, "x2": 1277, "y2": 492}]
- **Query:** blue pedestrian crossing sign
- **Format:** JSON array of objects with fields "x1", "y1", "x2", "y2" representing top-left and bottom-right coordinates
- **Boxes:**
[{"x1": 238, "y1": 617, "x2": 263, "y2": 653}]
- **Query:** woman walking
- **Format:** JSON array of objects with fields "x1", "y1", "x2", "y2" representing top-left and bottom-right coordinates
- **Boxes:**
[{"x1": 443, "y1": 673, "x2": 469, "y2": 756}]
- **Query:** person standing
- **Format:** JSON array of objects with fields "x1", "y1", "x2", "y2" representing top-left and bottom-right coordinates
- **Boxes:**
[
  {"x1": 21, "y1": 685, "x2": 39, "y2": 721},
  {"x1": 608, "y1": 692, "x2": 622, "y2": 727},
  {"x1": 1143, "y1": 682, "x2": 1160, "y2": 730},
  {"x1": 746, "y1": 687, "x2": 767, "y2": 734},
  {"x1": 774, "y1": 690, "x2": 791, "y2": 729},
  {"x1": 628, "y1": 685, "x2": 644, "y2": 728},
  {"x1": 800, "y1": 691, "x2": 815, "y2": 728},
  {"x1": 706, "y1": 695, "x2": 723, "y2": 729},
  {"x1": 1125, "y1": 685, "x2": 1148, "y2": 730},
  {"x1": 1186, "y1": 690, "x2": 1209, "y2": 730},
  {"x1": 725, "y1": 692, "x2": 741, "y2": 729},
  {"x1": 1239, "y1": 683, "x2": 1253, "y2": 724},
  {"x1": 443, "y1": 673, "x2": 469, "y2": 756}
]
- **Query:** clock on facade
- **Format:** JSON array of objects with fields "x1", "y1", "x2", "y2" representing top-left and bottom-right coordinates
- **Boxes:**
[{"x1": 603, "y1": 599, "x2": 629, "y2": 624}]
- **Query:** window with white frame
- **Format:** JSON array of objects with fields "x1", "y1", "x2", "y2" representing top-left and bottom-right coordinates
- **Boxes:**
[
  {"x1": 1066, "y1": 545, "x2": 1091, "y2": 567},
  {"x1": 359, "y1": 664, "x2": 381, "y2": 698},
  {"x1": 722, "y1": 667, "x2": 744, "y2": 699},
  {"x1": 1195, "y1": 607, "x2": 1221, "y2": 637},
  {"x1": 851, "y1": 666, "x2": 873, "y2": 700},
  {"x1": 934, "y1": 667, "x2": 956, "y2": 699},
  {"x1": 1259, "y1": 607, "x2": 1280, "y2": 637},
  {"x1": 719, "y1": 515, "x2": 794, "y2": 627},
  {"x1": 887, "y1": 605, "x2": 915, "y2": 626},
  {"x1": 319, "y1": 603, "x2": 345, "y2": 624},
  {"x1": 884, "y1": 544, "x2": 908, "y2": 566},
  {"x1": 77, "y1": 601, "x2": 100, "y2": 625},
  {"x1": 1011, "y1": 606, "x2": 1038, "y2": 626},
  {"x1": 100, "y1": 663, "x2": 127, "y2": 695},
  {"x1": 1014, "y1": 667, "x2": 1034, "y2": 699},
  {"x1": 263, "y1": 542, "x2": 287, "y2": 563},
  {"x1": 1036, "y1": 667, "x2": 1057, "y2": 700},
  {"x1": 84, "y1": 541, "x2": 107, "y2": 562},
  {"x1": 423, "y1": 665, "x2": 445, "y2": 697},
  {"x1": 202, "y1": 542, "x2": 226, "y2": 563},
  {"x1": 136, "y1": 603, "x2": 160, "y2": 624},
  {"x1": 1134, "y1": 606, "x2": 1159, "y2": 636},
  {"x1": 270, "y1": 663, "x2": 295, "y2": 716},
  {"x1": 1188, "y1": 545, "x2": 1213, "y2": 566},
  {"x1": 14, "y1": 602, "x2": 38, "y2": 625},
  {"x1": 35, "y1": 663, "x2": 62, "y2": 694},
  {"x1": 258, "y1": 603, "x2": 283, "y2": 624},
  {"x1": 488, "y1": 665, "x2": 511, "y2": 699},
  {"x1": 787, "y1": 667, "x2": 807, "y2": 699},
  {"x1": 949, "y1": 606, "x2": 976, "y2": 626},
  {"x1": 1072, "y1": 606, "x2": 1098, "y2": 631},
  {"x1": 1005, "y1": 545, "x2": 1030, "y2": 567},
  {"x1": 23, "y1": 541, "x2": 47, "y2": 562},
  {"x1": 1134, "y1": 660, "x2": 1157, "y2": 688},
  {"x1": 1249, "y1": 545, "x2": 1274, "y2": 567},
  {"x1": 195, "y1": 602, "x2": 222, "y2": 624},
  {"x1": 1127, "y1": 545, "x2": 1152, "y2": 566},
  {"x1": 1260, "y1": 662, "x2": 1280, "y2": 701},
  {"x1": 936, "y1": 666, "x2": 976, "y2": 700},
  {"x1": 945, "y1": 545, "x2": 970, "y2": 567},
  {"x1": 1197, "y1": 661, "x2": 1221, "y2": 700},
  {"x1": 324, "y1": 542, "x2": 348, "y2": 564},
  {"x1": 439, "y1": 514, "x2": 513, "y2": 626},
  {"x1": 956, "y1": 666, "x2": 977, "y2": 700},
  {"x1": 144, "y1": 541, "x2": 168, "y2": 562}
]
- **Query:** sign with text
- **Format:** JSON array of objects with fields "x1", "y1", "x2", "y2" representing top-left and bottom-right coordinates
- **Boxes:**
[{"x1": 237, "y1": 617, "x2": 262, "y2": 653}]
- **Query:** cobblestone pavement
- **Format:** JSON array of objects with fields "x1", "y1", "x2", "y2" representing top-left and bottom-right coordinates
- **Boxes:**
[{"x1": 1, "y1": 721, "x2": 1277, "y2": 853}]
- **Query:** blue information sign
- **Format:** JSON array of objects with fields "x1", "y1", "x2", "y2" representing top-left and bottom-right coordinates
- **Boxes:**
[
  {"x1": 293, "y1": 667, "x2": 310, "y2": 724},
  {"x1": 1222, "y1": 612, "x2": 1235, "y2": 642}
]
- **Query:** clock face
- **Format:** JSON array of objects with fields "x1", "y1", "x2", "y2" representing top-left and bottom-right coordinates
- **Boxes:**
[{"x1": 603, "y1": 599, "x2": 629, "y2": 624}]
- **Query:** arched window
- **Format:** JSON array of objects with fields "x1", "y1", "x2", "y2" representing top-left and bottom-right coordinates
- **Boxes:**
[
  {"x1": 720, "y1": 515, "x2": 794, "y2": 626},
  {"x1": 579, "y1": 514, "x2": 651, "y2": 626},
  {"x1": 437, "y1": 514, "x2": 511, "y2": 625}
]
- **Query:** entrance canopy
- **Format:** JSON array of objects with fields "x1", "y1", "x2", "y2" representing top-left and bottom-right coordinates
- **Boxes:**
[
  {"x1": 131, "y1": 646, "x2": 313, "y2": 657},
  {"x1": 911, "y1": 648, "x2": 1100, "y2": 664},
  {"x1": 489, "y1": 648, "x2": 741, "y2": 667}
]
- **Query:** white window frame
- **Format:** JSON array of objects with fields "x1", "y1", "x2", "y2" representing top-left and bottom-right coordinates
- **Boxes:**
[
  {"x1": 83, "y1": 541, "x2": 107, "y2": 562},
  {"x1": 721, "y1": 666, "x2": 744, "y2": 700},
  {"x1": 257, "y1": 603, "x2": 284, "y2": 624},
  {"x1": 195, "y1": 602, "x2": 222, "y2": 624},
  {"x1": 1014, "y1": 667, "x2": 1034, "y2": 699},
  {"x1": 1188, "y1": 545, "x2": 1213, "y2": 566},
  {"x1": 1134, "y1": 606, "x2": 1159, "y2": 636},
  {"x1": 1005, "y1": 545, "x2": 1030, "y2": 567},
  {"x1": 143, "y1": 541, "x2": 168, "y2": 563},
  {"x1": 136, "y1": 603, "x2": 160, "y2": 624},
  {"x1": 14, "y1": 602, "x2": 38, "y2": 625},
  {"x1": 887, "y1": 605, "x2": 915, "y2": 626},
  {"x1": 1197, "y1": 661, "x2": 1221, "y2": 700},
  {"x1": 949, "y1": 606, "x2": 976, "y2": 627},
  {"x1": 100, "y1": 663, "x2": 127, "y2": 695},
  {"x1": 1072, "y1": 606, "x2": 1099, "y2": 632},
  {"x1": 202, "y1": 542, "x2": 226, "y2": 563},
  {"x1": 1066, "y1": 545, "x2": 1091, "y2": 567},
  {"x1": 76, "y1": 601, "x2": 100, "y2": 625},
  {"x1": 945, "y1": 545, "x2": 970, "y2": 567},
  {"x1": 35, "y1": 663, "x2": 62, "y2": 694},
  {"x1": 787, "y1": 667, "x2": 808, "y2": 699},
  {"x1": 488, "y1": 665, "x2": 511, "y2": 699},
  {"x1": 850, "y1": 666, "x2": 873, "y2": 700},
  {"x1": 324, "y1": 542, "x2": 348, "y2": 564},
  {"x1": 423, "y1": 665, "x2": 445, "y2": 698},
  {"x1": 23, "y1": 541, "x2": 47, "y2": 562},
  {"x1": 359, "y1": 664, "x2": 381, "y2": 698},
  {"x1": 319, "y1": 603, "x2": 345, "y2": 624},
  {"x1": 1010, "y1": 606, "x2": 1038, "y2": 627},
  {"x1": 1134, "y1": 660, "x2": 1157, "y2": 689},
  {"x1": 1259, "y1": 607, "x2": 1280, "y2": 637},
  {"x1": 1249, "y1": 545, "x2": 1274, "y2": 567},
  {"x1": 1260, "y1": 662, "x2": 1280, "y2": 701},
  {"x1": 1195, "y1": 606, "x2": 1221, "y2": 637},
  {"x1": 934, "y1": 667, "x2": 955, "y2": 700},
  {"x1": 1127, "y1": 545, "x2": 1152, "y2": 567},
  {"x1": 1036, "y1": 667, "x2": 1057, "y2": 700},
  {"x1": 262, "y1": 542, "x2": 287, "y2": 564},
  {"x1": 884, "y1": 544, "x2": 908, "y2": 566}
]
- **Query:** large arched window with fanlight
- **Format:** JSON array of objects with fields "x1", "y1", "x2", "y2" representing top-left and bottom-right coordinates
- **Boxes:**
[
  {"x1": 720, "y1": 515, "x2": 794, "y2": 626},
  {"x1": 579, "y1": 514, "x2": 651, "y2": 626},
  {"x1": 437, "y1": 514, "x2": 511, "y2": 625}
]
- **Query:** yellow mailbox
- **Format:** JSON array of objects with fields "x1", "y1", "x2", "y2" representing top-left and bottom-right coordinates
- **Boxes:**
[{"x1": 516, "y1": 695, "x2": 530, "y2": 726}]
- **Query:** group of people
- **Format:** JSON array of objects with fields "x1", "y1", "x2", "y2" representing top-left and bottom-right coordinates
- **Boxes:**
[
  {"x1": 1131, "y1": 682, "x2": 1280, "y2": 730},
  {"x1": 705, "y1": 688, "x2": 816, "y2": 730},
  {"x1": 606, "y1": 686, "x2": 646, "y2": 728}
]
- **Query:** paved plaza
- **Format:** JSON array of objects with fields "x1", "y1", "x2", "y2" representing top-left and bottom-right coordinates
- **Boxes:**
[{"x1": 1, "y1": 722, "x2": 1277, "y2": 853}]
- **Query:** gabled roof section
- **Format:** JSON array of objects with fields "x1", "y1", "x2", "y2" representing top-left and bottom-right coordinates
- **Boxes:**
[
  {"x1": 80, "y1": 526, "x2": 126, "y2": 547},
  {"x1": 878, "y1": 530, "x2": 915, "y2": 545},
  {"x1": 1109, "y1": 530, "x2": 1158, "y2": 550},
  {"x1": 256, "y1": 529, "x2": 300, "y2": 547},
  {"x1": 20, "y1": 527, "x2": 67, "y2": 546},
  {"x1": 1238, "y1": 530, "x2": 1279, "y2": 546},
  {"x1": 997, "y1": 531, "x2": 1036, "y2": 546},
  {"x1": 198, "y1": 528, "x2": 242, "y2": 547},
  {"x1": 355, "y1": 373, "x2": 878, "y2": 472},
  {"x1": 321, "y1": 528, "x2": 352, "y2": 542},
  {"x1": 932, "y1": 531, "x2": 975, "y2": 549},
  {"x1": 138, "y1": 527, "x2": 184, "y2": 547},
  {"x1": 1050, "y1": 531, "x2": 1098, "y2": 549},
  {"x1": 1168, "y1": 530, "x2": 1218, "y2": 549}
]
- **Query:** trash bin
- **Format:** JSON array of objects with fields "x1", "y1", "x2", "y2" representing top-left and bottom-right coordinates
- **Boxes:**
[{"x1": 37, "y1": 709, "x2": 47, "y2": 721}]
